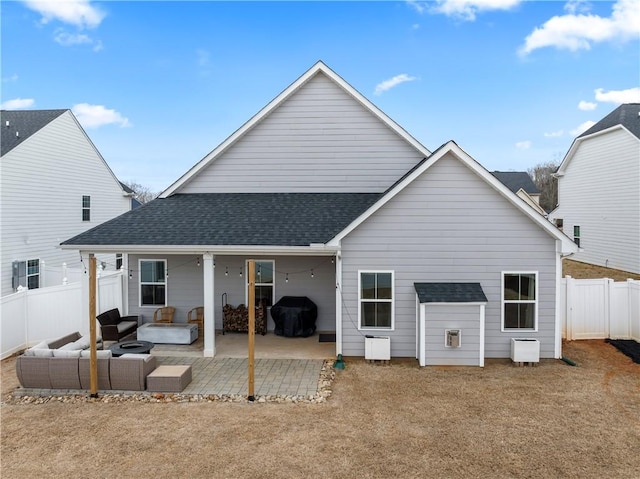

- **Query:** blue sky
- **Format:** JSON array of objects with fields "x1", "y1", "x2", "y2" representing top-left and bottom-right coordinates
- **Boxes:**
[{"x1": 2, "y1": 0, "x2": 639, "y2": 193}]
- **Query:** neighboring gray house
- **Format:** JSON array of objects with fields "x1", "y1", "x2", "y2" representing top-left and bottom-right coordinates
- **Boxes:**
[
  {"x1": 0, "y1": 109, "x2": 134, "y2": 296},
  {"x1": 62, "y1": 62, "x2": 577, "y2": 364},
  {"x1": 492, "y1": 171, "x2": 546, "y2": 216},
  {"x1": 549, "y1": 104, "x2": 640, "y2": 274}
]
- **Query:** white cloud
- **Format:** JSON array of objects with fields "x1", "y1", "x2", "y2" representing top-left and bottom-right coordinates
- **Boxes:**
[
  {"x1": 515, "y1": 140, "x2": 532, "y2": 150},
  {"x1": 1, "y1": 98, "x2": 35, "y2": 109},
  {"x1": 53, "y1": 29, "x2": 103, "y2": 51},
  {"x1": 2, "y1": 74, "x2": 19, "y2": 83},
  {"x1": 410, "y1": 0, "x2": 521, "y2": 21},
  {"x1": 72, "y1": 103, "x2": 130, "y2": 129},
  {"x1": 570, "y1": 120, "x2": 596, "y2": 136},
  {"x1": 578, "y1": 100, "x2": 597, "y2": 111},
  {"x1": 544, "y1": 130, "x2": 564, "y2": 138},
  {"x1": 519, "y1": 0, "x2": 640, "y2": 55},
  {"x1": 22, "y1": 0, "x2": 105, "y2": 29},
  {"x1": 594, "y1": 87, "x2": 640, "y2": 104},
  {"x1": 374, "y1": 74, "x2": 417, "y2": 95}
]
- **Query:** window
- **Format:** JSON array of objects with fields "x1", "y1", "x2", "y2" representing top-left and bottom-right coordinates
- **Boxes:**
[
  {"x1": 246, "y1": 260, "x2": 274, "y2": 307},
  {"x1": 139, "y1": 260, "x2": 166, "y2": 306},
  {"x1": 502, "y1": 272, "x2": 537, "y2": 330},
  {"x1": 359, "y1": 271, "x2": 394, "y2": 329},
  {"x1": 115, "y1": 254, "x2": 123, "y2": 270},
  {"x1": 573, "y1": 225, "x2": 580, "y2": 247},
  {"x1": 82, "y1": 195, "x2": 91, "y2": 221},
  {"x1": 12, "y1": 259, "x2": 39, "y2": 290}
]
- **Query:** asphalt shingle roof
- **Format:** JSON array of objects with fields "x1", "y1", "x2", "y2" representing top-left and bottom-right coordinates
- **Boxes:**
[
  {"x1": 414, "y1": 282, "x2": 488, "y2": 303},
  {"x1": 579, "y1": 103, "x2": 640, "y2": 140},
  {"x1": 492, "y1": 171, "x2": 540, "y2": 195},
  {"x1": 1, "y1": 109, "x2": 67, "y2": 156},
  {"x1": 62, "y1": 193, "x2": 382, "y2": 247}
]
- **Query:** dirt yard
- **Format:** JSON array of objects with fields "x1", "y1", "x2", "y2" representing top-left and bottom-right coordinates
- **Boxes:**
[
  {"x1": 2, "y1": 341, "x2": 639, "y2": 478},
  {"x1": 563, "y1": 259, "x2": 640, "y2": 281}
]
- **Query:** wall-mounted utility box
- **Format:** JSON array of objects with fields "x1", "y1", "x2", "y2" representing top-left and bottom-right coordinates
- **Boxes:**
[
  {"x1": 510, "y1": 338, "x2": 540, "y2": 363},
  {"x1": 365, "y1": 336, "x2": 390, "y2": 361},
  {"x1": 445, "y1": 329, "x2": 461, "y2": 348}
]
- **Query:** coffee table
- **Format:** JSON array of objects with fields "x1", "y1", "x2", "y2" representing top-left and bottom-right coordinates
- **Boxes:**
[{"x1": 109, "y1": 340, "x2": 154, "y2": 357}]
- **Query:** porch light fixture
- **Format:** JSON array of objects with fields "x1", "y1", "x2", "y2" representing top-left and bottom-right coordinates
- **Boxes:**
[
  {"x1": 311, "y1": 269, "x2": 314, "y2": 279},
  {"x1": 239, "y1": 267, "x2": 243, "y2": 277},
  {"x1": 196, "y1": 257, "x2": 201, "y2": 267},
  {"x1": 225, "y1": 266, "x2": 229, "y2": 276},
  {"x1": 129, "y1": 270, "x2": 133, "y2": 279},
  {"x1": 285, "y1": 273, "x2": 289, "y2": 283}
]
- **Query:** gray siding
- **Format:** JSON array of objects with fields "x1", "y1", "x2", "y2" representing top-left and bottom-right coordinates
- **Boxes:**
[
  {"x1": 340, "y1": 153, "x2": 558, "y2": 358},
  {"x1": 128, "y1": 254, "x2": 335, "y2": 332},
  {"x1": 424, "y1": 304, "x2": 481, "y2": 366},
  {"x1": 1, "y1": 111, "x2": 130, "y2": 296},
  {"x1": 557, "y1": 129, "x2": 640, "y2": 274},
  {"x1": 180, "y1": 72, "x2": 423, "y2": 194}
]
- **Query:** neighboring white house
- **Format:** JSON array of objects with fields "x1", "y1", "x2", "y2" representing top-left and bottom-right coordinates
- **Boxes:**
[
  {"x1": 62, "y1": 62, "x2": 577, "y2": 364},
  {"x1": 0, "y1": 109, "x2": 135, "y2": 296},
  {"x1": 550, "y1": 103, "x2": 640, "y2": 274}
]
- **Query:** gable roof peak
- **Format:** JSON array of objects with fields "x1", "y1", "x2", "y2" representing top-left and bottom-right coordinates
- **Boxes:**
[
  {"x1": 578, "y1": 103, "x2": 640, "y2": 140},
  {"x1": 161, "y1": 62, "x2": 431, "y2": 197}
]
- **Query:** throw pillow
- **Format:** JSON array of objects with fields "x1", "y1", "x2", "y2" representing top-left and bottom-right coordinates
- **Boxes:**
[
  {"x1": 53, "y1": 349, "x2": 82, "y2": 358},
  {"x1": 31, "y1": 348, "x2": 54, "y2": 358}
]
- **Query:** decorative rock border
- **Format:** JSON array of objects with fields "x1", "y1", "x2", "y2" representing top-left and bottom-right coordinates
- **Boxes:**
[{"x1": 5, "y1": 360, "x2": 336, "y2": 406}]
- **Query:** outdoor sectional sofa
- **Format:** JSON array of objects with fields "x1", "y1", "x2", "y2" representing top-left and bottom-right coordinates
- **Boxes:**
[{"x1": 15, "y1": 332, "x2": 156, "y2": 391}]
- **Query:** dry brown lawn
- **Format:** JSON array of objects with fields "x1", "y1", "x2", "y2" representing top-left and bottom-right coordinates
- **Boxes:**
[
  {"x1": 2, "y1": 340, "x2": 639, "y2": 478},
  {"x1": 563, "y1": 259, "x2": 640, "y2": 281}
]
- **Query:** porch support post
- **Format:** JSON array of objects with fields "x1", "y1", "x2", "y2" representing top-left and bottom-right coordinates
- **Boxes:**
[
  {"x1": 80, "y1": 251, "x2": 91, "y2": 336},
  {"x1": 203, "y1": 253, "x2": 215, "y2": 357},
  {"x1": 335, "y1": 249, "x2": 343, "y2": 356}
]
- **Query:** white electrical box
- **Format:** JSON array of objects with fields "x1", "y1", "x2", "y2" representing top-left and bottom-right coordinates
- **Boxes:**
[
  {"x1": 365, "y1": 336, "x2": 390, "y2": 361},
  {"x1": 510, "y1": 338, "x2": 540, "y2": 363}
]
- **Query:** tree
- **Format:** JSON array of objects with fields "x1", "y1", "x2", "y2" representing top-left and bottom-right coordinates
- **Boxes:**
[
  {"x1": 527, "y1": 161, "x2": 559, "y2": 213},
  {"x1": 123, "y1": 181, "x2": 158, "y2": 204}
]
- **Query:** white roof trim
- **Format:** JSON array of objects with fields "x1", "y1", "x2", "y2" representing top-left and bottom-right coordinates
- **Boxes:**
[
  {"x1": 515, "y1": 188, "x2": 548, "y2": 217},
  {"x1": 556, "y1": 124, "x2": 640, "y2": 176},
  {"x1": 327, "y1": 141, "x2": 579, "y2": 254},
  {"x1": 62, "y1": 244, "x2": 338, "y2": 256},
  {"x1": 160, "y1": 61, "x2": 432, "y2": 198}
]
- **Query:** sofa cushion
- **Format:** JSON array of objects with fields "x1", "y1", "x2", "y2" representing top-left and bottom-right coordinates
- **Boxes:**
[
  {"x1": 48, "y1": 332, "x2": 82, "y2": 349},
  {"x1": 117, "y1": 321, "x2": 137, "y2": 333},
  {"x1": 119, "y1": 353, "x2": 152, "y2": 360},
  {"x1": 58, "y1": 341, "x2": 82, "y2": 351},
  {"x1": 31, "y1": 340, "x2": 50, "y2": 349},
  {"x1": 80, "y1": 350, "x2": 112, "y2": 359},
  {"x1": 31, "y1": 348, "x2": 54, "y2": 358},
  {"x1": 53, "y1": 349, "x2": 82, "y2": 358}
]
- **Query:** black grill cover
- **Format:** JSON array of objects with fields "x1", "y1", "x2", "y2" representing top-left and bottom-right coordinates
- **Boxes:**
[{"x1": 271, "y1": 296, "x2": 318, "y2": 337}]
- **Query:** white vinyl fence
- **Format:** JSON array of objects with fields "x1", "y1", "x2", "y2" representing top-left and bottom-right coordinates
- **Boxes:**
[
  {"x1": 0, "y1": 271, "x2": 124, "y2": 359},
  {"x1": 562, "y1": 276, "x2": 640, "y2": 341}
]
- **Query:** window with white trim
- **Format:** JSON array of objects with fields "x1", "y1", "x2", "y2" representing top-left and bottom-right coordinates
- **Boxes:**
[
  {"x1": 82, "y1": 195, "x2": 91, "y2": 222},
  {"x1": 246, "y1": 260, "x2": 274, "y2": 307},
  {"x1": 115, "y1": 254, "x2": 123, "y2": 270},
  {"x1": 359, "y1": 271, "x2": 394, "y2": 329},
  {"x1": 12, "y1": 259, "x2": 40, "y2": 290},
  {"x1": 502, "y1": 272, "x2": 537, "y2": 330},
  {"x1": 573, "y1": 225, "x2": 580, "y2": 247},
  {"x1": 139, "y1": 260, "x2": 166, "y2": 306}
]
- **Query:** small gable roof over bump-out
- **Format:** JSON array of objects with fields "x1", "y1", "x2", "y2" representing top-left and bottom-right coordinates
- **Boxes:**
[
  {"x1": 492, "y1": 171, "x2": 540, "y2": 195},
  {"x1": 1, "y1": 109, "x2": 67, "y2": 156},
  {"x1": 414, "y1": 283, "x2": 488, "y2": 303}
]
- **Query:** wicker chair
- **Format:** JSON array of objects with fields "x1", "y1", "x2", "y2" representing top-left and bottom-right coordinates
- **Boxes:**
[
  {"x1": 187, "y1": 306, "x2": 204, "y2": 334},
  {"x1": 153, "y1": 306, "x2": 175, "y2": 323}
]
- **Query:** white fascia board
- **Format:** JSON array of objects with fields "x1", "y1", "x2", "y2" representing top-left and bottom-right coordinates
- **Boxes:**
[
  {"x1": 421, "y1": 302, "x2": 488, "y2": 306},
  {"x1": 327, "y1": 140, "x2": 579, "y2": 254},
  {"x1": 556, "y1": 125, "x2": 639, "y2": 175},
  {"x1": 61, "y1": 244, "x2": 339, "y2": 256},
  {"x1": 160, "y1": 61, "x2": 431, "y2": 197}
]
